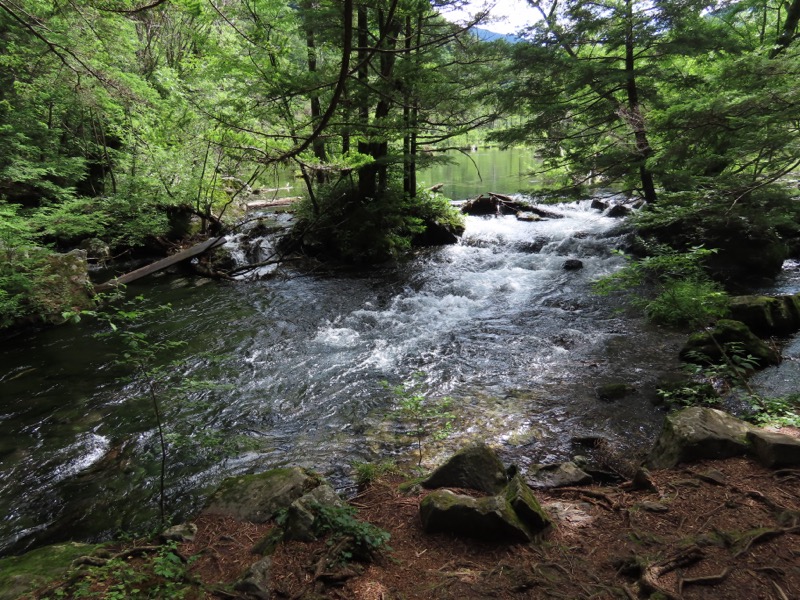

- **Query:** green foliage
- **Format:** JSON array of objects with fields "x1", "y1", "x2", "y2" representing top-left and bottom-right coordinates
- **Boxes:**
[
  {"x1": 311, "y1": 504, "x2": 391, "y2": 564},
  {"x1": 683, "y1": 342, "x2": 761, "y2": 384},
  {"x1": 31, "y1": 197, "x2": 110, "y2": 244},
  {"x1": 351, "y1": 460, "x2": 400, "y2": 487},
  {"x1": 594, "y1": 245, "x2": 729, "y2": 327},
  {"x1": 0, "y1": 200, "x2": 42, "y2": 327},
  {"x1": 413, "y1": 188, "x2": 466, "y2": 233},
  {"x1": 671, "y1": 341, "x2": 764, "y2": 413},
  {"x1": 644, "y1": 278, "x2": 729, "y2": 328},
  {"x1": 382, "y1": 372, "x2": 455, "y2": 467},
  {"x1": 290, "y1": 180, "x2": 462, "y2": 263},
  {"x1": 656, "y1": 381, "x2": 720, "y2": 410},
  {"x1": 747, "y1": 394, "x2": 800, "y2": 428},
  {"x1": 40, "y1": 542, "x2": 198, "y2": 599}
]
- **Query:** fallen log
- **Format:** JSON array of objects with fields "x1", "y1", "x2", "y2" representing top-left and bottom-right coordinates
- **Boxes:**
[
  {"x1": 94, "y1": 236, "x2": 227, "y2": 293},
  {"x1": 245, "y1": 197, "x2": 301, "y2": 210}
]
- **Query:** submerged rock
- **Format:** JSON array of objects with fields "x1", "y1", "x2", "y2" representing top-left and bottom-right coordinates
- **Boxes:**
[
  {"x1": 646, "y1": 407, "x2": 753, "y2": 469},
  {"x1": 595, "y1": 382, "x2": 635, "y2": 401},
  {"x1": 516, "y1": 211, "x2": 543, "y2": 222},
  {"x1": 606, "y1": 204, "x2": 631, "y2": 218},
  {"x1": 422, "y1": 442, "x2": 508, "y2": 494},
  {"x1": 562, "y1": 258, "x2": 584, "y2": 270},
  {"x1": 462, "y1": 195, "x2": 528, "y2": 215},
  {"x1": 412, "y1": 218, "x2": 464, "y2": 246}
]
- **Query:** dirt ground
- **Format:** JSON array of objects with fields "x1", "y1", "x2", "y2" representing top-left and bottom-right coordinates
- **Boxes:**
[
  {"x1": 26, "y1": 454, "x2": 800, "y2": 600},
  {"x1": 178, "y1": 456, "x2": 800, "y2": 600}
]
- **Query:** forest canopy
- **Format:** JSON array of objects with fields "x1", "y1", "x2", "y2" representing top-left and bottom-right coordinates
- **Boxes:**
[{"x1": 1, "y1": 0, "x2": 799, "y2": 327}]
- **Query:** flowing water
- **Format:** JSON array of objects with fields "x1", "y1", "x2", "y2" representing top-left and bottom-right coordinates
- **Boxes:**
[{"x1": 0, "y1": 197, "x2": 690, "y2": 556}]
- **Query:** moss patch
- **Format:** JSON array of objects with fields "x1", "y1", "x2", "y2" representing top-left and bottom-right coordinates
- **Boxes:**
[{"x1": 0, "y1": 542, "x2": 102, "y2": 600}]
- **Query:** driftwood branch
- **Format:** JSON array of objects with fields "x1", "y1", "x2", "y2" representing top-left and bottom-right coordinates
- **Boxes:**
[{"x1": 94, "y1": 237, "x2": 226, "y2": 293}]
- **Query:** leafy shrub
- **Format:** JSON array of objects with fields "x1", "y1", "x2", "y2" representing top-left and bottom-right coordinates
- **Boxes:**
[
  {"x1": 383, "y1": 373, "x2": 455, "y2": 467},
  {"x1": 594, "y1": 244, "x2": 729, "y2": 327},
  {"x1": 312, "y1": 504, "x2": 391, "y2": 564},
  {"x1": 286, "y1": 180, "x2": 462, "y2": 263},
  {"x1": 748, "y1": 394, "x2": 800, "y2": 428},
  {"x1": 656, "y1": 381, "x2": 720, "y2": 410},
  {"x1": 644, "y1": 278, "x2": 729, "y2": 326}
]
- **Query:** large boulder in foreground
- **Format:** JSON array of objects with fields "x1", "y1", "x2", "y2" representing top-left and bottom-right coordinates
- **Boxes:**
[
  {"x1": 746, "y1": 429, "x2": 800, "y2": 468},
  {"x1": 422, "y1": 442, "x2": 508, "y2": 494},
  {"x1": 412, "y1": 218, "x2": 464, "y2": 247},
  {"x1": 420, "y1": 490, "x2": 534, "y2": 543},
  {"x1": 679, "y1": 319, "x2": 780, "y2": 369},
  {"x1": 647, "y1": 407, "x2": 753, "y2": 469},
  {"x1": 203, "y1": 467, "x2": 320, "y2": 522}
]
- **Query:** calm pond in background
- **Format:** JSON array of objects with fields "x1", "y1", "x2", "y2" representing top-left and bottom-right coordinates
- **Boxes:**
[
  {"x1": 417, "y1": 146, "x2": 538, "y2": 200},
  {"x1": 261, "y1": 147, "x2": 538, "y2": 202}
]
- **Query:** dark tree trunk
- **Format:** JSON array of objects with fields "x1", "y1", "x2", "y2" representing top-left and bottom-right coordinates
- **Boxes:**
[
  {"x1": 625, "y1": 0, "x2": 657, "y2": 203},
  {"x1": 771, "y1": 0, "x2": 800, "y2": 58}
]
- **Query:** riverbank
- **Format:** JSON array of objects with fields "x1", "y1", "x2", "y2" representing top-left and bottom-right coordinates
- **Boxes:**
[{"x1": 6, "y1": 438, "x2": 799, "y2": 599}]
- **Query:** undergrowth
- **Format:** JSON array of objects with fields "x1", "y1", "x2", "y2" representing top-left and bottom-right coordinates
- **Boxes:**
[{"x1": 594, "y1": 244, "x2": 729, "y2": 327}]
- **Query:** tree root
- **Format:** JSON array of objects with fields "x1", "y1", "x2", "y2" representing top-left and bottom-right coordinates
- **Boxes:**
[
  {"x1": 733, "y1": 525, "x2": 800, "y2": 558},
  {"x1": 552, "y1": 487, "x2": 619, "y2": 510},
  {"x1": 678, "y1": 567, "x2": 731, "y2": 595},
  {"x1": 639, "y1": 545, "x2": 704, "y2": 600}
]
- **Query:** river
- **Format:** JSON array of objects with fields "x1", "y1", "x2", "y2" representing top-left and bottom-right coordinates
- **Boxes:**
[{"x1": 0, "y1": 166, "x2": 691, "y2": 555}]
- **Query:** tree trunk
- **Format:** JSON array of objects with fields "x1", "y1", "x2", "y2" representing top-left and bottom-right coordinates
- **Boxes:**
[
  {"x1": 624, "y1": 0, "x2": 657, "y2": 203},
  {"x1": 305, "y1": 22, "x2": 327, "y2": 183},
  {"x1": 770, "y1": 0, "x2": 800, "y2": 58}
]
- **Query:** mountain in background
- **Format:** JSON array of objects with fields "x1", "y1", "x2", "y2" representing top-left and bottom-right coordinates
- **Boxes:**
[{"x1": 471, "y1": 27, "x2": 521, "y2": 43}]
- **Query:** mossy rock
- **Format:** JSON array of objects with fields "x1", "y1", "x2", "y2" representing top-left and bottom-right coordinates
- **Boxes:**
[
  {"x1": 504, "y1": 475, "x2": 551, "y2": 534},
  {"x1": 422, "y1": 442, "x2": 508, "y2": 494},
  {"x1": 282, "y1": 484, "x2": 346, "y2": 542},
  {"x1": 646, "y1": 407, "x2": 754, "y2": 469},
  {"x1": 728, "y1": 295, "x2": 800, "y2": 336},
  {"x1": 419, "y1": 490, "x2": 533, "y2": 543},
  {"x1": 203, "y1": 467, "x2": 322, "y2": 523},
  {"x1": 0, "y1": 542, "x2": 103, "y2": 600},
  {"x1": 679, "y1": 319, "x2": 780, "y2": 368}
]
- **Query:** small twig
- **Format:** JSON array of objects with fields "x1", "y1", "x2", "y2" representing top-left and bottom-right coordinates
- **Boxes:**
[{"x1": 772, "y1": 580, "x2": 790, "y2": 600}]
